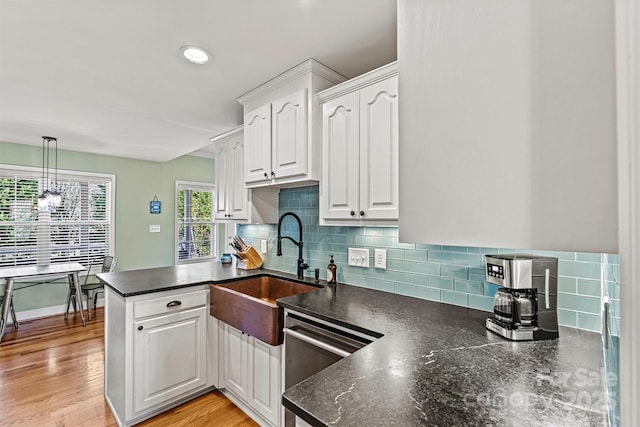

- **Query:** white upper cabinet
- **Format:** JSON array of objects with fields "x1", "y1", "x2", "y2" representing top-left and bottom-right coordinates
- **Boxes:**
[
  {"x1": 321, "y1": 91, "x2": 360, "y2": 220},
  {"x1": 213, "y1": 127, "x2": 278, "y2": 224},
  {"x1": 397, "y1": 0, "x2": 617, "y2": 253},
  {"x1": 244, "y1": 104, "x2": 272, "y2": 184},
  {"x1": 238, "y1": 59, "x2": 346, "y2": 189},
  {"x1": 214, "y1": 127, "x2": 248, "y2": 221},
  {"x1": 318, "y1": 62, "x2": 399, "y2": 226},
  {"x1": 271, "y1": 89, "x2": 308, "y2": 179}
]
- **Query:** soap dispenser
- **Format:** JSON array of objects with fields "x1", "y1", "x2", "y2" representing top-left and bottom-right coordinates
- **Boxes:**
[{"x1": 327, "y1": 255, "x2": 337, "y2": 284}]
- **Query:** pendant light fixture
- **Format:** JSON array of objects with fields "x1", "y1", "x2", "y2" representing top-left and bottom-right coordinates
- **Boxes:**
[{"x1": 37, "y1": 136, "x2": 62, "y2": 210}]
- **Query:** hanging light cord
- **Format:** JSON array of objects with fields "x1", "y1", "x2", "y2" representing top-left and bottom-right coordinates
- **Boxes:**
[
  {"x1": 41, "y1": 136, "x2": 46, "y2": 192},
  {"x1": 54, "y1": 137, "x2": 58, "y2": 188}
]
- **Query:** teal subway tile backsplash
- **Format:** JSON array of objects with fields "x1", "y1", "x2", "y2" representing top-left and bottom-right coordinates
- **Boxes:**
[
  {"x1": 441, "y1": 290, "x2": 469, "y2": 307},
  {"x1": 559, "y1": 260, "x2": 602, "y2": 280},
  {"x1": 404, "y1": 249, "x2": 428, "y2": 262},
  {"x1": 575, "y1": 252, "x2": 604, "y2": 262},
  {"x1": 428, "y1": 250, "x2": 455, "y2": 263},
  {"x1": 395, "y1": 282, "x2": 418, "y2": 297},
  {"x1": 578, "y1": 312, "x2": 602, "y2": 332},
  {"x1": 558, "y1": 309, "x2": 578, "y2": 328},
  {"x1": 577, "y1": 279, "x2": 601, "y2": 297},
  {"x1": 469, "y1": 295, "x2": 494, "y2": 312},
  {"x1": 416, "y1": 262, "x2": 440, "y2": 276},
  {"x1": 558, "y1": 277, "x2": 577, "y2": 294},
  {"x1": 561, "y1": 294, "x2": 601, "y2": 315},
  {"x1": 417, "y1": 286, "x2": 441, "y2": 302},
  {"x1": 387, "y1": 259, "x2": 417, "y2": 272},
  {"x1": 441, "y1": 264, "x2": 469, "y2": 280},
  {"x1": 237, "y1": 185, "x2": 619, "y2": 334},
  {"x1": 429, "y1": 276, "x2": 455, "y2": 290},
  {"x1": 454, "y1": 279, "x2": 484, "y2": 295}
]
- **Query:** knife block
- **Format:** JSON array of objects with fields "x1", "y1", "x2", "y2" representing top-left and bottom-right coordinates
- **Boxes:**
[{"x1": 236, "y1": 246, "x2": 263, "y2": 270}]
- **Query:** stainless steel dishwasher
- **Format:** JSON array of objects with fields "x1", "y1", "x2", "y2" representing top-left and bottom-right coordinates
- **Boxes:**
[{"x1": 283, "y1": 309, "x2": 377, "y2": 427}]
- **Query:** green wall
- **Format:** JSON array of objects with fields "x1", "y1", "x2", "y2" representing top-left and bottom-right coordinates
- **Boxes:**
[{"x1": 1, "y1": 140, "x2": 214, "y2": 312}]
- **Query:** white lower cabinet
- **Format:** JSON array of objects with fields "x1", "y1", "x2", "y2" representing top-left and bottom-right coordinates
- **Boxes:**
[
  {"x1": 133, "y1": 305, "x2": 207, "y2": 412},
  {"x1": 224, "y1": 323, "x2": 249, "y2": 400},
  {"x1": 105, "y1": 286, "x2": 213, "y2": 426},
  {"x1": 248, "y1": 337, "x2": 282, "y2": 426},
  {"x1": 221, "y1": 322, "x2": 282, "y2": 426}
]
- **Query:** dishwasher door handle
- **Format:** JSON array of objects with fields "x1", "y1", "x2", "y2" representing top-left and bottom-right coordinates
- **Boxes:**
[{"x1": 283, "y1": 327, "x2": 352, "y2": 358}]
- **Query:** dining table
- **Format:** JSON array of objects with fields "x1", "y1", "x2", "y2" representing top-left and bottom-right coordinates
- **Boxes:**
[{"x1": 0, "y1": 262, "x2": 86, "y2": 343}]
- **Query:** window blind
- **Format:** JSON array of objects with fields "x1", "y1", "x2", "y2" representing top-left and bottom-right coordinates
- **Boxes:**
[
  {"x1": 176, "y1": 183, "x2": 215, "y2": 263},
  {"x1": 0, "y1": 166, "x2": 113, "y2": 268}
]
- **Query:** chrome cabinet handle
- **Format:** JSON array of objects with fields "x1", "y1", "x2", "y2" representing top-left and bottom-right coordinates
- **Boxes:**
[
  {"x1": 602, "y1": 299, "x2": 610, "y2": 350},
  {"x1": 544, "y1": 269, "x2": 550, "y2": 309},
  {"x1": 284, "y1": 327, "x2": 351, "y2": 358},
  {"x1": 166, "y1": 300, "x2": 182, "y2": 308}
]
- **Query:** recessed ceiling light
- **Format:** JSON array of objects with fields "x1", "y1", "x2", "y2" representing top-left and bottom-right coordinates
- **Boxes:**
[{"x1": 180, "y1": 46, "x2": 211, "y2": 65}]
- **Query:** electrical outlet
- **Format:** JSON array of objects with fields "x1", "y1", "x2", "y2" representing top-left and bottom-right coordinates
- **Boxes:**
[
  {"x1": 348, "y1": 248, "x2": 370, "y2": 268},
  {"x1": 261, "y1": 239, "x2": 267, "y2": 253},
  {"x1": 375, "y1": 249, "x2": 387, "y2": 269},
  {"x1": 149, "y1": 224, "x2": 160, "y2": 233}
]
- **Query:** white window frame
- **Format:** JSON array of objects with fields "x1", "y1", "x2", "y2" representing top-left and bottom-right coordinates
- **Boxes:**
[
  {"x1": 0, "y1": 163, "x2": 116, "y2": 268},
  {"x1": 175, "y1": 180, "x2": 216, "y2": 264}
]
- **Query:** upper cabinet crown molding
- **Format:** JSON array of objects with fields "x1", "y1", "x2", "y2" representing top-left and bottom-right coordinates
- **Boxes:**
[
  {"x1": 238, "y1": 59, "x2": 347, "y2": 189},
  {"x1": 317, "y1": 61, "x2": 398, "y2": 103},
  {"x1": 237, "y1": 58, "x2": 347, "y2": 112}
]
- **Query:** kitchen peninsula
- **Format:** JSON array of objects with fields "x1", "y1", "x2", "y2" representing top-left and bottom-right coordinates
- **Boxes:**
[{"x1": 98, "y1": 263, "x2": 606, "y2": 426}]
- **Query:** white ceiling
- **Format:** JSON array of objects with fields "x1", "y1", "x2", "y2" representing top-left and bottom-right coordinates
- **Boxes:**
[{"x1": 0, "y1": 0, "x2": 397, "y2": 161}]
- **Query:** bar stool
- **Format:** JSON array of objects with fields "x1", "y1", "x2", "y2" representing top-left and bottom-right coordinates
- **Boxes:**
[
  {"x1": 0, "y1": 294, "x2": 18, "y2": 330},
  {"x1": 65, "y1": 256, "x2": 117, "y2": 321}
]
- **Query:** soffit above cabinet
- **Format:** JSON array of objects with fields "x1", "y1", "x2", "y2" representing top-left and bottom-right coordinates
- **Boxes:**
[
  {"x1": 317, "y1": 61, "x2": 398, "y2": 103},
  {"x1": 237, "y1": 59, "x2": 347, "y2": 111},
  {"x1": 397, "y1": 0, "x2": 617, "y2": 253}
]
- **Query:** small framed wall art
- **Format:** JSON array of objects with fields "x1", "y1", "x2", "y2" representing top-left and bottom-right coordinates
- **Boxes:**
[{"x1": 150, "y1": 196, "x2": 161, "y2": 214}]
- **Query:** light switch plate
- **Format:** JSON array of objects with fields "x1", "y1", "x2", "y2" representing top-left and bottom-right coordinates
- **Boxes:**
[
  {"x1": 375, "y1": 249, "x2": 387, "y2": 269},
  {"x1": 348, "y1": 247, "x2": 370, "y2": 268},
  {"x1": 261, "y1": 239, "x2": 267, "y2": 253},
  {"x1": 149, "y1": 224, "x2": 161, "y2": 233}
]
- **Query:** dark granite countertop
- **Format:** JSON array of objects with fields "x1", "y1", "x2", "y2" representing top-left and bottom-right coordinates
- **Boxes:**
[
  {"x1": 278, "y1": 284, "x2": 607, "y2": 427},
  {"x1": 97, "y1": 263, "x2": 607, "y2": 426},
  {"x1": 97, "y1": 262, "x2": 288, "y2": 297}
]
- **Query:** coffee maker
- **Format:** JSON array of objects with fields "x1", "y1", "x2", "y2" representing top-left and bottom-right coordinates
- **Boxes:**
[{"x1": 485, "y1": 254, "x2": 559, "y2": 341}]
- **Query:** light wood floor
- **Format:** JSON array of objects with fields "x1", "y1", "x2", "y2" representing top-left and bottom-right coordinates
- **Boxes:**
[{"x1": 0, "y1": 308, "x2": 257, "y2": 427}]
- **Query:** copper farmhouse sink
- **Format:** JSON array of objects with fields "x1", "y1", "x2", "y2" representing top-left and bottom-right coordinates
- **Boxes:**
[{"x1": 210, "y1": 276, "x2": 320, "y2": 346}]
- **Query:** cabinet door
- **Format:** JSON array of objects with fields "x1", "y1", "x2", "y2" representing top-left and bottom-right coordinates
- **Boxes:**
[
  {"x1": 271, "y1": 88, "x2": 308, "y2": 180},
  {"x1": 214, "y1": 141, "x2": 229, "y2": 220},
  {"x1": 224, "y1": 324, "x2": 249, "y2": 401},
  {"x1": 248, "y1": 338, "x2": 282, "y2": 426},
  {"x1": 228, "y1": 137, "x2": 248, "y2": 220},
  {"x1": 321, "y1": 92, "x2": 360, "y2": 220},
  {"x1": 359, "y1": 76, "x2": 399, "y2": 220},
  {"x1": 245, "y1": 103, "x2": 272, "y2": 184},
  {"x1": 133, "y1": 306, "x2": 207, "y2": 413}
]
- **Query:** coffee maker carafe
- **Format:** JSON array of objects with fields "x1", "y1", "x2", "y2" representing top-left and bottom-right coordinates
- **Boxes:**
[{"x1": 485, "y1": 254, "x2": 559, "y2": 341}]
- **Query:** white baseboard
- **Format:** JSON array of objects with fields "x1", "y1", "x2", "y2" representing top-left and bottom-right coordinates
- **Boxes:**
[
  {"x1": 219, "y1": 388, "x2": 273, "y2": 427},
  {"x1": 15, "y1": 298, "x2": 105, "y2": 322}
]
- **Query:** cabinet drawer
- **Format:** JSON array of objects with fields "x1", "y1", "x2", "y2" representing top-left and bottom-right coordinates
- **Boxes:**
[{"x1": 134, "y1": 289, "x2": 207, "y2": 319}]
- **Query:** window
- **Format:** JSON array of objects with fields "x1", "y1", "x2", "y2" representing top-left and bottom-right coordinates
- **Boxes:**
[
  {"x1": 0, "y1": 165, "x2": 114, "y2": 268},
  {"x1": 176, "y1": 181, "x2": 215, "y2": 263}
]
